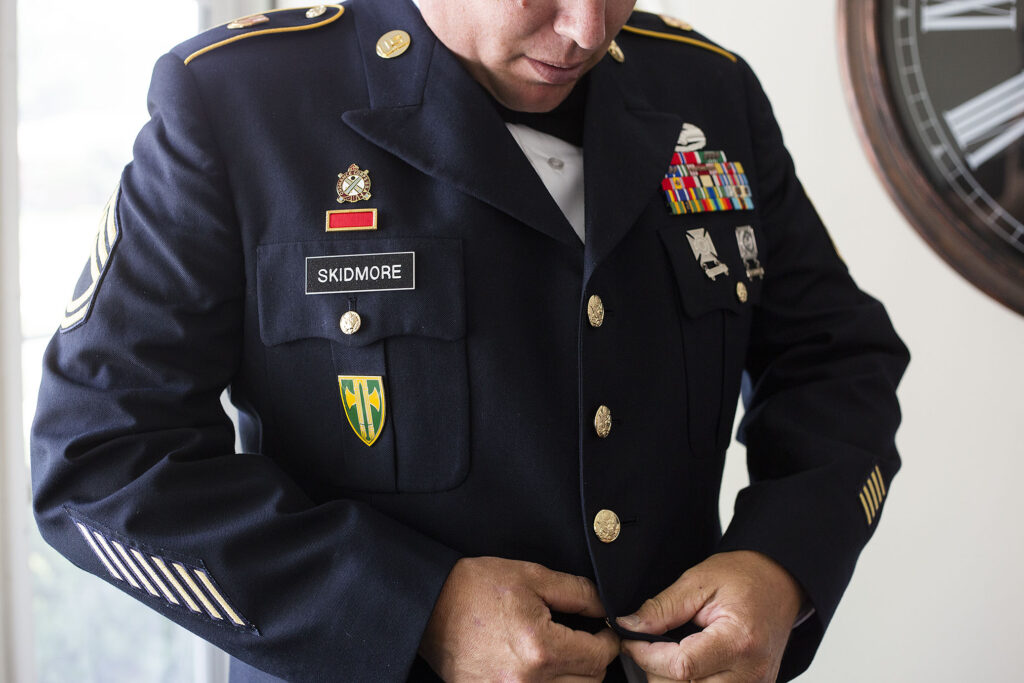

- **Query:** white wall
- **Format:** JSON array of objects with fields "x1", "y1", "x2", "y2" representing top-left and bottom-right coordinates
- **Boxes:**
[{"x1": 636, "y1": 1, "x2": 1024, "y2": 681}]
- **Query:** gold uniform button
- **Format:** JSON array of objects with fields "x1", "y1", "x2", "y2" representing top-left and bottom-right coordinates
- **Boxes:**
[
  {"x1": 587, "y1": 295, "x2": 605, "y2": 328},
  {"x1": 608, "y1": 39, "x2": 625, "y2": 63},
  {"x1": 340, "y1": 311, "x2": 362, "y2": 335},
  {"x1": 736, "y1": 282, "x2": 749, "y2": 303},
  {"x1": 594, "y1": 509, "x2": 621, "y2": 543},
  {"x1": 594, "y1": 405, "x2": 612, "y2": 438},
  {"x1": 377, "y1": 30, "x2": 412, "y2": 59},
  {"x1": 306, "y1": 5, "x2": 327, "y2": 19}
]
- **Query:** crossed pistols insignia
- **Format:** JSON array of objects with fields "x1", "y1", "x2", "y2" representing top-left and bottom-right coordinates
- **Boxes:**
[
  {"x1": 686, "y1": 228, "x2": 730, "y2": 281},
  {"x1": 338, "y1": 376, "x2": 386, "y2": 446}
]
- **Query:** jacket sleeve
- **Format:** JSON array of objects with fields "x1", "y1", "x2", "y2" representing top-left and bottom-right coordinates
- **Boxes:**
[
  {"x1": 30, "y1": 53, "x2": 459, "y2": 682},
  {"x1": 714, "y1": 59, "x2": 910, "y2": 681}
]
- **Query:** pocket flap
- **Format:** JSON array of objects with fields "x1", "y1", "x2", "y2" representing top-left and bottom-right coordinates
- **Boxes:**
[
  {"x1": 659, "y1": 223, "x2": 763, "y2": 318},
  {"x1": 257, "y1": 238, "x2": 464, "y2": 347}
]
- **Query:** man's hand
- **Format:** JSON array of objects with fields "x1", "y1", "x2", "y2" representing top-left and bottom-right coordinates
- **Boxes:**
[
  {"x1": 618, "y1": 551, "x2": 805, "y2": 683},
  {"x1": 420, "y1": 556, "x2": 620, "y2": 681}
]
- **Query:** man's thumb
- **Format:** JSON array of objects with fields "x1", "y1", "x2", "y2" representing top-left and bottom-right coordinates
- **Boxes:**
[{"x1": 616, "y1": 578, "x2": 704, "y2": 635}]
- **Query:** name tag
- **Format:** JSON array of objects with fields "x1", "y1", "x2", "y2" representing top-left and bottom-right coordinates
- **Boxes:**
[{"x1": 305, "y1": 251, "x2": 416, "y2": 294}]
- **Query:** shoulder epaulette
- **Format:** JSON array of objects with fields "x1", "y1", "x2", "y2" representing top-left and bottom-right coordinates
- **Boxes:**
[
  {"x1": 620, "y1": 12, "x2": 737, "y2": 63},
  {"x1": 184, "y1": 4, "x2": 345, "y2": 66}
]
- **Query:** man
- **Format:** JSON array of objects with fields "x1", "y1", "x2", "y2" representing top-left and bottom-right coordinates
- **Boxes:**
[{"x1": 31, "y1": 0, "x2": 908, "y2": 681}]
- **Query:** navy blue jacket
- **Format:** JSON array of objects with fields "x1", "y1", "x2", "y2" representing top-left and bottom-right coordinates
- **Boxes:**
[{"x1": 31, "y1": 1, "x2": 909, "y2": 680}]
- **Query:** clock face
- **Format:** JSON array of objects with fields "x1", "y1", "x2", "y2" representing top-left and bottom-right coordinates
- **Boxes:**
[{"x1": 842, "y1": 0, "x2": 1024, "y2": 315}]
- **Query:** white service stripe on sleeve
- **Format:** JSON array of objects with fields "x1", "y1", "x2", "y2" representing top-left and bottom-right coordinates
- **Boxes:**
[
  {"x1": 151, "y1": 556, "x2": 202, "y2": 613},
  {"x1": 75, "y1": 523, "x2": 122, "y2": 581},
  {"x1": 111, "y1": 541, "x2": 158, "y2": 597},
  {"x1": 130, "y1": 549, "x2": 179, "y2": 605},
  {"x1": 93, "y1": 533, "x2": 140, "y2": 589},
  {"x1": 172, "y1": 563, "x2": 223, "y2": 620},
  {"x1": 194, "y1": 569, "x2": 246, "y2": 626}
]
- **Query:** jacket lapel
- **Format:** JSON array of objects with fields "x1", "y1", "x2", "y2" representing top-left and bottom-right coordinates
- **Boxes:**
[
  {"x1": 342, "y1": 0, "x2": 580, "y2": 249},
  {"x1": 582, "y1": 57, "x2": 683, "y2": 280}
]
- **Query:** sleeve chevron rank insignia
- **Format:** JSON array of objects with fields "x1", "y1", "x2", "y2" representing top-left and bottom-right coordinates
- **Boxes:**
[{"x1": 61, "y1": 185, "x2": 122, "y2": 332}]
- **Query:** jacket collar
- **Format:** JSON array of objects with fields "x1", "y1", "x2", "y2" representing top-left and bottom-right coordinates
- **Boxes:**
[{"x1": 342, "y1": 0, "x2": 682, "y2": 270}]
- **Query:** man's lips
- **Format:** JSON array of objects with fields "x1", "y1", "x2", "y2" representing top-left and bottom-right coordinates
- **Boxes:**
[{"x1": 525, "y1": 57, "x2": 590, "y2": 85}]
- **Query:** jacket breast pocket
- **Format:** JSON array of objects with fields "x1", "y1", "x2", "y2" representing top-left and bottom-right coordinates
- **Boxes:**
[
  {"x1": 256, "y1": 238, "x2": 468, "y2": 494},
  {"x1": 659, "y1": 221, "x2": 765, "y2": 458}
]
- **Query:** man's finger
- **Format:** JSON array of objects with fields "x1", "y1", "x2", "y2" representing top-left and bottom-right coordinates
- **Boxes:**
[
  {"x1": 622, "y1": 628, "x2": 733, "y2": 681},
  {"x1": 545, "y1": 625, "x2": 621, "y2": 677},
  {"x1": 531, "y1": 565, "x2": 607, "y2": 618},
  {"x1": 616, "y1": 575, "x2": 706, "y2": 635}
]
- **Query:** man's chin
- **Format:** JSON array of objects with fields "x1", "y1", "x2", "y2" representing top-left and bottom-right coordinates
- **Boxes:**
[{"x1": 493, "y1": 82, "x2": 577, "y2": 113}]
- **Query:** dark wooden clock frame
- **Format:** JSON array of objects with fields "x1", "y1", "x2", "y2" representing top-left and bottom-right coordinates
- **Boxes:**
[{"x1": 839, "y1": 0, "x2": 1024, "y2": 316}]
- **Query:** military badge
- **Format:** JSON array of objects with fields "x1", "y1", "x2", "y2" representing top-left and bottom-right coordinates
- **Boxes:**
[
  {"x1": 686, "y1": 228, "x2": 730, "y2": 281},
  {"x1": 338, "y1": 376, "x2": 386, "y2": 446},
  {"x1": 661, "y1": 150, "x2": 754, "y2": 215},
  {"x1": 326, "y1": 208, "x2": 378, "y2": 232},
  {"x1": 337, "y1": 164, "x2": 372, "y2": 203},
  {"x1": 735, "y1": 225, "x2": 765, "y2": 279},
  {"x1": 675, "y1": 123, "x2": 707, "y2": 152}
]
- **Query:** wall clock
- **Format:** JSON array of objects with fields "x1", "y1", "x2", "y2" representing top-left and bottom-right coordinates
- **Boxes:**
[{"x1": 840, "y1": 0, "x2": 1024, "y2": 315}]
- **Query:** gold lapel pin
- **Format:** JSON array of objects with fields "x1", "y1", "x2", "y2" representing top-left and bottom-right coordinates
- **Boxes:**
[
  {"x1": 376, "y1": 30, "x2": 412, "y2": 59},
  {"x1": 608, "y1": 40, "x2": 625, "y2": 63}
]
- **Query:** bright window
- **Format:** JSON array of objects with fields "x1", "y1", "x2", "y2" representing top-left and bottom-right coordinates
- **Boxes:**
[{"x1": 14, "y1": 1, "x2": 268, "y2": 680}]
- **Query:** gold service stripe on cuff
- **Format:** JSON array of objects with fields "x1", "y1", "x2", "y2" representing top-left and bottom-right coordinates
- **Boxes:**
[
  {"x1": 194, "y1": 569, "x2": 246, "y2": 627},
  {"x1": 93, "y1": 533, "x2": 140, "y2": 589},
  {"x1": 858, "y1": 491, "x2": 874, "y2": 525},
  {"x1": 131, "y1": 549, "x2": 180, "y2": 605},
  {"x1": 111, "y1": 541, "x2": 159, "y2": 597},
  {"x1": 151, "y1": 556, "x2": 202, "y2": 613},
  {"x1": 873, "y1": 467, "x2": 887, "y2": 497},
  {"x1": 75, "y1": 523, "x2": 122, "y2": 581},
  {"x1": 173, "y1": 563, "x2": 223, "y2": 621}
]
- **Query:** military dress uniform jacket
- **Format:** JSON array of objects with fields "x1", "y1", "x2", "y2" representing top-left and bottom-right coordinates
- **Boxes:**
[{"x1": 31, "y1": 1, "x2": 909, "y2": 681}]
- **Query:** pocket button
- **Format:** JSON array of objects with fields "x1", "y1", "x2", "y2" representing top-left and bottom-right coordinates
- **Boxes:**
[{"x1": 340, "y1": 311, "x2": 362, "y2": 335}]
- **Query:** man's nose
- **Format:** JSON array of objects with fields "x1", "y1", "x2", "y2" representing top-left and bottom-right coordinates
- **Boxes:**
[{"x1": 554, "y1": 1, "x2": 607, "y2": 50}]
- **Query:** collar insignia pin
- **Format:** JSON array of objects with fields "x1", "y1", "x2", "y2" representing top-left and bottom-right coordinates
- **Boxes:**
[
  {"x1": 608, "y1": 40, "x2": 625, "y2": 63},
  {"x1": 376, "y1": 30, "x2": 412, "y2": 59}
]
